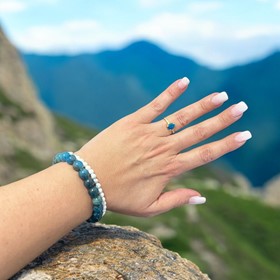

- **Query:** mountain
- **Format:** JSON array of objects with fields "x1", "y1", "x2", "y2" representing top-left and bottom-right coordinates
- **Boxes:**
[
  {"x1": 0, "y1": 26, "x2": 59, "y2": 183},
  {"x1": 0, "y1": 26, "x2": 95, "y2": 184},
  {"x1": 22, "y1": 41, "x2": 280, "y2": 186}
]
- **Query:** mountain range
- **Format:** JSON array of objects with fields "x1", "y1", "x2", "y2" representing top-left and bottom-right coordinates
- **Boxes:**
[{"x1": 22, "y1": 41, "x2": 280, "y2": 186}]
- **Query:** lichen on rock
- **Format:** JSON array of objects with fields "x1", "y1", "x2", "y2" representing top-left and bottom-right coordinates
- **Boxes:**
[{"x1": 12, "y1": 223, "x2": 210, "y2": 280}]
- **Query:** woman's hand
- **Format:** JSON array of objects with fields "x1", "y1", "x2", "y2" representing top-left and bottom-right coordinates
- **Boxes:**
[{"x1": 77, "y1": 77, "x2": 251, "y2": 217}]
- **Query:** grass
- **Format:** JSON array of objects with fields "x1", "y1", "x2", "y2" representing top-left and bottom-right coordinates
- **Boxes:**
[
  {"x1": 103, "y1": 185, "x2": 280, "y2": 280},
  {"x1": 0, "y1": 86, "x2": 35, "y2": 121},
  {"x1": 54, "y1": 113, "x2": 98, "y2": 144}
]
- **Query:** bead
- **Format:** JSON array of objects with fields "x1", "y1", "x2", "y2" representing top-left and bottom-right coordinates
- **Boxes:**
[
  {"x1": 88, "y1": 187, "x2": 99, "y2": 198},
  {"x1": 93, "y1": 196, "x2": 102, "y2": 206},
  {"x1": 79, "y1": 168, "x2": 89, "y2": 180},
  {"x1": 73, "y1": 160, "x2": 83, "y2": 171},
  {"x1": 84, "y1": 178, "x2": 94, "y2": 189},
  {"x1": 66, "y1": 154, "x2": 76, "y2": 164}
]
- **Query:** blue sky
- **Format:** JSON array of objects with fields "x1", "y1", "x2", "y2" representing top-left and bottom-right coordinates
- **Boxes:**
[{"x1": 1, "y1": 0, "x2": 280, "y2": 68}]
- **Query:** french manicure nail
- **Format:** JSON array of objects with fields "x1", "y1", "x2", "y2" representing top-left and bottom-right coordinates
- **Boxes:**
[
  {"x1": 235, "y1": 130, "x2": 252, "y2": 142},
  {"x1": 178, "y1": 77, "x2": 190, "y2": 89},
  {"x1": 231, "y1": 101, "x2": 248, "y2": 117},
  {"x1": 188, "y1": 196, "x2": 206, "y2": 205},
  {"x1": 211, "y1": 91, "x2": 229, "y2": 105}
]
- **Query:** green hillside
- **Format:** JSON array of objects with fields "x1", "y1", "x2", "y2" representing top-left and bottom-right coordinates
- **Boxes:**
[{"x1": 103, "y1": 187, "x2": 280, "y2": 280}]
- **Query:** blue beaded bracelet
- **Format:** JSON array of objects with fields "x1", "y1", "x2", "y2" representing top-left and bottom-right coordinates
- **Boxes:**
[{"x1": 52, "y1": 152, "x2": 107, "y2": 223}]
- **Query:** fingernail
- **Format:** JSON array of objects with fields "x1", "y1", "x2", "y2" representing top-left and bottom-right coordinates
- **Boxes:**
[
  {"x1": 211, "y1": 91, "x2": 228, "y2": 105},
  {"x1": 231, "y1": 101, "x2": 248, "y2": 117},
  {"x1": 235, "y1": 130, "x2": 252, "y2": 142},
  {"x1": 188, "y1": 196, "x2": 206, "y2": 205},
  {"x1": 178, "y1": 77, "x2": 190, "y2": 89}
]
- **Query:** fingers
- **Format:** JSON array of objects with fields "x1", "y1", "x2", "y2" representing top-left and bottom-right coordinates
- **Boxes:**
[
  {"x1": 154, "y1": 91, "x2": 229, "y2": 136},
  {"x1": 176, "y1": 131, "x2": 252, "y2": 173},
  {"x1": 134, "y1": 77, "x2": 190, "y2": 123},
  {"x1": 173, "y1": 101, "x2": 248, "y2": 152},
  {"x1": 145, "y1": 188, "x2": 206, "y2": 216}
]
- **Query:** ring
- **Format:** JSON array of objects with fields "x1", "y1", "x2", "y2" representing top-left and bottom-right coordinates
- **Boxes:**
[{"x1": 164, "y1": 118, "x2": 176, "y2": 134}]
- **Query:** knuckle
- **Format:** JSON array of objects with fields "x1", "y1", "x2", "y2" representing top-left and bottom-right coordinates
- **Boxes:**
[
  {"x1": 218, "y1": 112, "x2": 231, "y2": 125},
  {"x1": 199, "y1": 99, "x2": 210, "y2": 112},
  {"x1": 150, "y1": 100, "x2": 164, "y2": 114},
  {"x1": 175, "y1": 111, "x2": 190, "y2": 127},
  {"x1": 165, "y1": 86, "x2": 177, "y2": 98},
  {"x1": 165, "y1": 158, "x2": 182, "y2": 178},
  {"x1": 199, "y1": 146, "x2": 215, "y2": 163},
  {"x1": 193, "y1": 125, "x2": 208, "y2": 140}
]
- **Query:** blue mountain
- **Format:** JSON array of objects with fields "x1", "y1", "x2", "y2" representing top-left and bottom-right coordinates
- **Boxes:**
[{"x1": 22, "y1": 41, "x2": 280, "y2": 186}]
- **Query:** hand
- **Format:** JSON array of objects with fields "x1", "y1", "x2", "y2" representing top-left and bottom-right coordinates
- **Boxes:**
[{"x1": 77, "y1": 77, "x2": 251, "y2": 217}]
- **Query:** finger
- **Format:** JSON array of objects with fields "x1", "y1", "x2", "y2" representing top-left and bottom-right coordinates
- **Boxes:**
[
  {"x1": 153, "y1": 91, "x2": 228, "y2": 136},
  {"x1": 176, "y1": 131, "x2": 252, "y2": 173},
  {"x1": 145, "y1": 188, "x2": 205, "y2": 216},
  {"x1": 173, "y1": 101, "x2": 248, "y2": 152},
  {"x1": 134, "y1": 77, "x2": 190, "y2": 123}
]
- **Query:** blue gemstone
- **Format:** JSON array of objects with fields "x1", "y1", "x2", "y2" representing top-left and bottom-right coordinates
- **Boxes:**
[
  {"x1": 61, "y1": 152, "x2": 70, "y2": 161},
  {"x1": 79, "y1": 169, "x2": 89, "y2": 180},
  {"x1": 73, "y1": 160, "x2": 83, "y2": 171},
  {"x1": 66, "y1": 154, "x2": 76, "y2": 165},
  {"x1": 93, "y1": 196, "x2": 102, "y2": 206},
  {"x1": 167, "y1": 123, "x2": 175, "y2": 130},
  {"x1": 84, "y1": 178, "x2": 94, "y2": 189},
  {"x1": 88, "y1": 187, "x2": 99, "y2": 198}
]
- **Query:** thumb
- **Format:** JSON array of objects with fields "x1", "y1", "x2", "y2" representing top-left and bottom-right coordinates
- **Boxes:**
[{"x1": 147, "y1": 188, "x2": 206, "y2": 216}]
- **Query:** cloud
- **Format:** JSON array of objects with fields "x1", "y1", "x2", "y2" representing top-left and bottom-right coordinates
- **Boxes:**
[
  {"x1": 276, "y1": 0, "x2": 280, "y2": 9},
  {"x1": 187, "y1": 1, "x2": 223, "y2": 13},
  {"x1": 133, "y1": 11, "x2": 280, "y2": 68},
  {"x1": 235, "y1": 24, "x2": 280, "y2": 39},
  {"x1": 14, "y1": 19, "x2": 130, "y2": 53},
  {"x1": 0, "y1": 0, "x2": 26, "y2": 13},
  {"x1": 138, "y1": 0, "x2": 175, "y2": 9},
  {"x1": 134, "y1": 13, "x2": 219, "y2": 41}
]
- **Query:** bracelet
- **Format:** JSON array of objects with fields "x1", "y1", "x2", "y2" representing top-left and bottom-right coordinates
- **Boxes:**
[{"x1": 52, "y1": 151, "x2": 107, "y2": 223}]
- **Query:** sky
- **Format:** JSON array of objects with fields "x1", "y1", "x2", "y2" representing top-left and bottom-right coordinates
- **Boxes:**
[{"x1": 0, "y1": 0, "x2": 280, "y2": 68}]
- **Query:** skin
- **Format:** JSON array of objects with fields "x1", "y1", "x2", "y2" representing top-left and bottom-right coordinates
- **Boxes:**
[{"x1": 0, "y1": 78, "x2": 250, "y2": 279}]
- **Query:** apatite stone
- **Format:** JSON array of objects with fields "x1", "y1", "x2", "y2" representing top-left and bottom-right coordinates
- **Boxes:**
[{"x1": 167, "y1": 123, "x2": 175, "y2": 130}]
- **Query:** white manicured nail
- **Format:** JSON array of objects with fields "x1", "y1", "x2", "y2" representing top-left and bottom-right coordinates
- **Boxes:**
[
  {"x1": 231, "y1": 101, "x2": 248, "y2": 117},
  {"x1": 178, "y1": 77, "x2": 190, "y2": 89},
  {"x1": 188, "y1": 196, "x2": 206, "y2": 205},
  {"x1": 211, "y1": 91, "x2": 228, "y2": 105},
  {"x1": 235, "y1": 130, "x2": 252, "y2": 142}
]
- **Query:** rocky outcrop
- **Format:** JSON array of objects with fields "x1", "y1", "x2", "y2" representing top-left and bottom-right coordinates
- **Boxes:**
[
  {"x1": 0, "y1": 26, "x2": 59, "y2": 183},
  {"x1": 12, "y1": 223, "x2": 210, "y2": 280},
  {"x1": 263, "y1": 174, "x2": 280, "y2": 207}
]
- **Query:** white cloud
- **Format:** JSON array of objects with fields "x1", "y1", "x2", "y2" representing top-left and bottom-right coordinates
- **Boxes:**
[
  {"x1": 0, "y1": 0, "x2": 26, "y2": 13},
  {"x1": 188, "y1": 1, "x2": 223, "y2": 14},
  {"x1": 138, "y1": 0, "x2": 175, "y2": 9},
  {"x1": 134, "y1": 13, "x2": 219, "y2": 41},
  {"x1": 235, "y1": 24, "x2": 280, "y2": 39},
  {"x1": 14, "y1": 19, "x2": 130, "y2": 53},
  {"x1": 276, "y1": 0, "x2": 280, "y2": 9}
]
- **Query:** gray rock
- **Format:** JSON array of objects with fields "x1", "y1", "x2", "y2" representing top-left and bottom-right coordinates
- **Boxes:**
[
  {"x1": 0, "y1": 26, "x2": 59, "y2": 183},
  {"x1": 12, "y1": 223, "x2": 210, "y2": 280}
]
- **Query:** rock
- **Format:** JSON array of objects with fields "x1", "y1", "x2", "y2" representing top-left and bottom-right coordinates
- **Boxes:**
[
  {"x1": 263, "y1": 174, "x2": 280, "y2": 207},
  {"x1": 0, "y1": 26, "x2": 59, "y2": 184},
  {"x1": 12, "y1": 223, "x2": 210, "y2": 280}
]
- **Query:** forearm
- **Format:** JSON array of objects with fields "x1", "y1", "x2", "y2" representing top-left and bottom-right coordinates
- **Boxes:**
[{"x1": 0, "y1": 163, "x2": 92, "y2": 280}]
